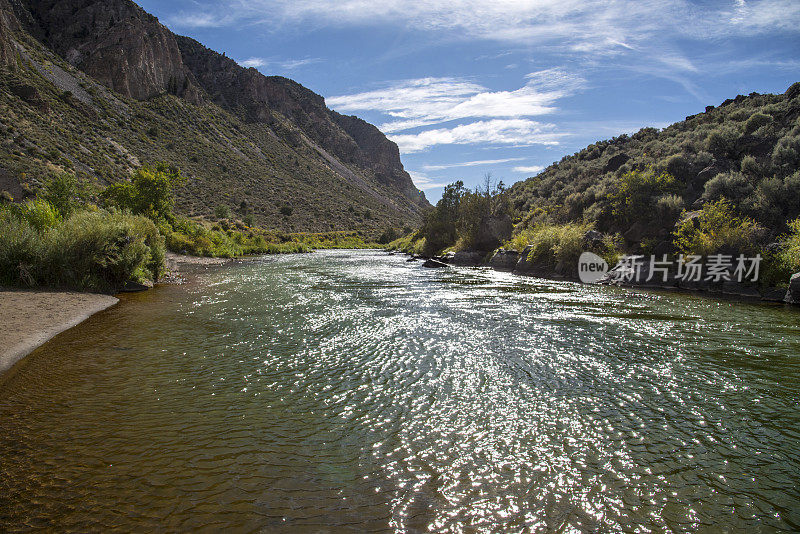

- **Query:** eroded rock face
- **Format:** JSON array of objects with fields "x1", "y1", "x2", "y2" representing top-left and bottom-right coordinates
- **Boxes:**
[
  {"x1": 175, "y1": 36, "x2": 425, "y2": 210},
  {"x1": 23, "y1": 0, "x2": 194, "y2": 101},
  {"x1": 13, "y1": 0, "x2": 429, "y2": 218},
  {"x1": 441, "y1": 251, "x2": 483, "y2": 266},
  {"x1": 0, "y1": 0, "x2": 20, "y2": 65}
]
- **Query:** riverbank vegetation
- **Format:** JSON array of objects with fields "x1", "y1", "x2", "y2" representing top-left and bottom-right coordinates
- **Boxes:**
[
  {"x1": 392, "y1": 84, "x2": 800, "y2": 288},
  {"x1": 0, "y1": 163, "x2": 383, "y2": 291},
  {"x1": 1, "y1": 199, "x2": 164, "y2": 292}
]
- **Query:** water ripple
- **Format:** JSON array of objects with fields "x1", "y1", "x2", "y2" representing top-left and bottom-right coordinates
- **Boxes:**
[{"x1": 2, "y1": 250, "x2": 799, "y2": 532}]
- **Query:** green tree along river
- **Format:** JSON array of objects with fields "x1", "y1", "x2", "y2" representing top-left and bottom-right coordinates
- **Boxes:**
[{"x1": 1, "y1": 250, "x2": 799, "y2": 531}]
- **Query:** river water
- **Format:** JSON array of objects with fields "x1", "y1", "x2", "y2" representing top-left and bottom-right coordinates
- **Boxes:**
[{"x1": 1, "y1": 250, "x2": 799, "y2": 532}]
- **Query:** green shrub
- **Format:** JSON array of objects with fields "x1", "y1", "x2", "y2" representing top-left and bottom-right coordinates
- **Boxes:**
[
  {"x1": 0, "y1": 208, "x2": 164, "y2": 291},
  {"x1": 506, "y1": 223, "x2": 590, "y2": 268},
  {"x1": 280, "y1": 206, "x2": 293, "y2": 216},
  {"x1": 744, "y1": 112, "x2": 772, "y2": 134},
  {"x1": 16, "y1": 198, "x2": 61, "y2": 231},
  {"x1": 673, "y1": 199, "x2": 763, "y2": 256},
  {"x1": 609, "y1": 168, "x2": 678, "y2": 225},
  {"x1": 772, "y1": 135, "x2": 800, "y2": 168},
  {"x1": 214, "y1": 205, "x2": 231, "y2": 219},
  {"x1": 740, "y1": 155, "x2": 759, "y2": 175},
  {"x1": 0, "y1": 210, "x2": 44, "y2": 286},
  {"x1": 102, "y1": 163, "x2": 185, "y2": 222},
  {"x1": 706, "y1": 126, "x2": 739, "y2": 157},
  {"x1": 781, "y1": 218, "x2": 800, "y2": 273},
  {"x1": 655, "y1": 194, "x2": 685, "y2": 220},
  {"x1": 40, "y1": 173, "x2": 89, "y2": 218},
  {"x1": 703, "y1": 172, "x2": 754, "y2": 202}
]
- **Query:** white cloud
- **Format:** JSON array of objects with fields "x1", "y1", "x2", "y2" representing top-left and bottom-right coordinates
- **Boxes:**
[
  {"x1": 327, "y1": 68, "x2": 584, "y2": 135},
  {"x1": 165, "y1": 12, "x2": 231, "y2": 28},
  {"x1": 513, "y1": 165, "x2": 544, "y2": 174},
  {"x1": 190, "y1": 0, "x2": 800, "y2": 47},
  {"x1": 422, "y1": 158, "x2": 525, "y2": 171},
  {"x1": 280, "y1": 58, "x2": 322, "y2": 69},
  {"x1": 408, "y1": 171, "x2": 450, "y2": 190},
  {"x1": 240, "y1": 57, "x2": 267, "y2": 68},
  {"x1": 390, "y1": 119, "x2": 564, "y2": 153},
  {"x1": 238, "y1": 57, "x2": 322, "y2": 70}
]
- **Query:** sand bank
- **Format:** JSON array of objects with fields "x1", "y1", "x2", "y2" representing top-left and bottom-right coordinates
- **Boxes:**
[{"x1": 0, "y1": 290, "x2": 118, "y2": 374}]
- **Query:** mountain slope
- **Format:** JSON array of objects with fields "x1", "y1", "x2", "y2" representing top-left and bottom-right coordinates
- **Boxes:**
[
  {"x1": 507, "y1": 84, "x2": 800, "y2": 248},
  {"x1": 0, "y1": 0, "x2": 427, "y2": 234}
]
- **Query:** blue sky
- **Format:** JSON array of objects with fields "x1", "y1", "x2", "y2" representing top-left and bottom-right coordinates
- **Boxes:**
[{"x1": 138, "y1": 0, "x2": 800, "y2": 202}]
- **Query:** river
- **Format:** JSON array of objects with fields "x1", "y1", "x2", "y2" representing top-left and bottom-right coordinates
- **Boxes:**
[{"x1": 1, "y1": 250, "x2": 799, "y2": 532}]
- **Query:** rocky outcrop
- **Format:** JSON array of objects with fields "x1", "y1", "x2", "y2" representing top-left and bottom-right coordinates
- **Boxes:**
[
  {"x1": 0, "y1": 0, "x2": 20, "y2": 65},
  {"x1": 175, "y1": 36, "x2": 425, "y2": 211},
  {"x1": 6, "y1": 0, "x2": 428, "y2": 227},
  {"x1": 21, "y1": 0, "x2": 197, "y2": 101},
  {"x1": 488, "y1": 249, "x2": 520, "y2": 270},
  {"x1": 441, "y1": 251, "x2": 482, "y2": 266},
  {"x1": 785, "y1": 273, "x2": 800, "y2": 304}
]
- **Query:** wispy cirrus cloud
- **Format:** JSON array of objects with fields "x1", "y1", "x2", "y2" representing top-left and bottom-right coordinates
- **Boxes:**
[
  {"x1": 391, "y1": 119, "x2": 564, "y2": 153},
  {"x1": 407, "y1": 171, "x2": 451, "y2": 191},
  {"x1": 513, "y1": 165, "x2": 544, "y2": 174},
  {"x1": 328, "y1": 69, "x2": 585, "y2": 134},
  {"x1": 164, "y1": 11, "x2": 232, "y2": 28},
  {"x1": 327, "y1": 69, "x2": 581, "y2": 152},
  {"x1": 240, "y1": 57, "x2": 267, "y2": 68},
  {"x1": 422, "y1": 158, "x2": 526, "y2": 171},
  {"x1": 166, "y1": 0, "x2": 800, "y2": 48},
  {"x1": 238, "y1": 57, "x2": 321, "y2": 70}
]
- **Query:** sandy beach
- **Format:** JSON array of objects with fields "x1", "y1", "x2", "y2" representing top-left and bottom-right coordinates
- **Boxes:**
[
  {"x1": 0, "y1": 290, "x2": 119, "y2": 374},
  {"x1": 0, "y1": 253, "x2": 252, "y2": 375}
]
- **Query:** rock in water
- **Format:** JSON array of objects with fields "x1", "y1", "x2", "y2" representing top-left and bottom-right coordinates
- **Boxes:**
[
  {"x1": 422, "y1": 259, "x2": 448, "y2": 269},
  {"x1": 784, "y1": 273, "x2": 800, "y2": 304}
]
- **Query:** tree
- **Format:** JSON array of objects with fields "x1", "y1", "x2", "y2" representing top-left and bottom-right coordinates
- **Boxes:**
[
  {"x1": 40, "y1": 172, "x2": 89, "y2": 218},
  {"x1": 102, "y1": 163, "x2": 186, "y2": 222}
]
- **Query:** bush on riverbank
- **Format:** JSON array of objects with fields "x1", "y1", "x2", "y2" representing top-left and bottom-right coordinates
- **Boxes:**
[
  {"x1": 385, "y1": 232, "x2": 426, "y2": 255},
  {"x1": 673, "y1": 199, "x2": 764, "y2": 257},
  {"x1": 417, "y1": 177, "x2": 512, "y2": 256},
  {"x1": 505, "y1": 223, "x2": 622, "y2": 268},
  {"x1": 1, "y1": 163, "x2": 388, "y2": 291},
  {"x1": 782, "y1": 218, "x2": 800, "y2": 272},
  {"x1": 0, "y1": 204, "x2": 164, "y2": 292}
]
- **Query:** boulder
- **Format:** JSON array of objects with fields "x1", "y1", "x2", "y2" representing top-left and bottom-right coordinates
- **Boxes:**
[
  {"x1": 652, "y1": 240, "x2": 673, "y2": 256},
  {"x1": 784, "y1": 273, "x2": 800, "y2": 304},
  {"x1": 583, "y1": 230, "x2": 604, "y2": 246},
  {"x1": 441, "y1": 251, "x2": 482, "y2": 266},
  {"x1": 696, "y1": 165, "x2": 723, "y2": 184},
  {"x1": 488, "y1": 249, "x2": 520, "y2": 271},
  {"x1": 761, "y1": 287, "x2": 788, "y2": 303},
  {"x1": 471, "y1": 215, "x2": 513, "y2": 252},
  {"x1": 120, "y1": 279, "x2": 153, "y2": 293},
  {"x1": 623, "y1": 221, "x2": 648, "y2": 243},
  {"x1": 422, "y1": 259, "x2": 448, "y2": 269}
]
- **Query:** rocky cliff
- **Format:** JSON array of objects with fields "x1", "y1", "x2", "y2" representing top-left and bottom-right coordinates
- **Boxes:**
[{"x1": 0, "y1": 0, "x2": 427, "y2": 233}]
